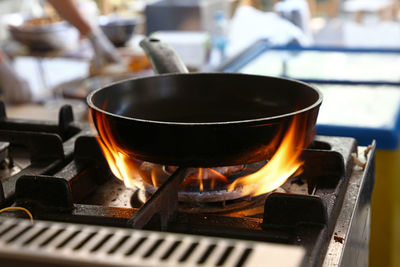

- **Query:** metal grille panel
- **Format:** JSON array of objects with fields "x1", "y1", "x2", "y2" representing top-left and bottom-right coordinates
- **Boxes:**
[{"x1": 0, "y1": 218, "x2": 305, "y2": 267}]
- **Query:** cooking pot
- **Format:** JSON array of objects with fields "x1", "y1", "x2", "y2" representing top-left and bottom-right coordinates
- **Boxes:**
[
  {"x1": 6, "y1": 14, "x2": 78, "y2": 51},
  {"x1": 87, "y1": 38, "x2": 322, "y2": 167},
  {"x1": 98, "y1": 15, "x2": 138, "y2": 47}
]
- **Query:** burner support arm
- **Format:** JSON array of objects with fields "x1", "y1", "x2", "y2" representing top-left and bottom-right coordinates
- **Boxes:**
[{"x1": 127, "y1": 167, "x2": 187, "y2": 230}]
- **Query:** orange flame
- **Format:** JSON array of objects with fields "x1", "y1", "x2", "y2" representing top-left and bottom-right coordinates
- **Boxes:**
[
  {"x1": 151, "y1": 169, "x2": 158, "y2": 187},
  {"x1": 92, "y1": 109, "x2": 145, "y2": 190},
  {"x1": 92, "y1": 106, "x2": 308, "y2": 197},
  {"x1": 208, "y1": 168, "x2": 229, "y2": 190},
  {"x1": 227, "y1": 115, "x2": 306, "y2": 196},
  {"x1": 179, "y1": 168, "x2": 229, "y2": 192},
  {"x1": 199, "y1": 168, "x2": 204, "y2": 192}
]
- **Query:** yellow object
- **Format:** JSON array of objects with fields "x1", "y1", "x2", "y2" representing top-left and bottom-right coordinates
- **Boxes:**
[
  {"x1": 370, "y1": 147, "x2": 400, "y2": 267},
  {"x1": 0, "y1": 207, "x2": 33, "y2": 223}
]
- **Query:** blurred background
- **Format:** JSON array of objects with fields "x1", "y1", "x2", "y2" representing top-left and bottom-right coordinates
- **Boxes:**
[{"x1": 1, "y1": 0, "x2": 400, "y2": 99}]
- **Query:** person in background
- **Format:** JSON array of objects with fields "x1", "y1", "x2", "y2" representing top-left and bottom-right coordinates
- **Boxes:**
[
  {"x1": 0, "y1": 0, "x2": 121, "y2": 104},
  {"x1": 47, "y1": 0, "x2": 121, "y2": 68}
]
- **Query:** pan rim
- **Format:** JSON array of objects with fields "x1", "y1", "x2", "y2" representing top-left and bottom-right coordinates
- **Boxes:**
[{"x1": 87, "y1": 72, "x2": 323, "y2": 126}]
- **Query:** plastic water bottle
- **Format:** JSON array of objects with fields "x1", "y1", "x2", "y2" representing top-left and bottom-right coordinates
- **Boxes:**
[{"x1": 209, "y1": 10, "x2": 228, "y2": 67}]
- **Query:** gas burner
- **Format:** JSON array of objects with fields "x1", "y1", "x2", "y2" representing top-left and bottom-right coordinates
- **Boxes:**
[
  {"x1": 133, "y1": 161, "x2": 273, "y2": 203},
  {"x1": 178, "y1": 193, "x2": 269, "y2": 214},
  {"x1": 130, "y1": 166, "x2": 310, "y2": 214}
]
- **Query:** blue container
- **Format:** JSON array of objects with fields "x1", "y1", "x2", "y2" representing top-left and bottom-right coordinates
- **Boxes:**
[{"x1": 221, "y1": 41, "x2": 400, "y2": 149}]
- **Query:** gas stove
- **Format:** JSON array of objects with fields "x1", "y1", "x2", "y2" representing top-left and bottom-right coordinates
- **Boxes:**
[{"x1": 0, "y1": 101, "x2": 374, "y2": 267}]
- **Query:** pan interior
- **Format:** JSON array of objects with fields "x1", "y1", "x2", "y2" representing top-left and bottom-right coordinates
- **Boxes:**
[{"x1": 91, "y1": 74, "x2": 320, "y2": 123}]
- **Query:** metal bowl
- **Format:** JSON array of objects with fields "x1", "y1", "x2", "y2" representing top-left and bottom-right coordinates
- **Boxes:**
[
  {"x1": 6, "y1": 14, "x2": 78, "y2": 52},
  {"x1": 98, "y1": 16, "x2": 137, "y2": 47}
]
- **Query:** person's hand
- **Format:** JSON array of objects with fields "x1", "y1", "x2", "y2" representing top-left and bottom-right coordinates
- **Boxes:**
[
  {"x1": 46, "y1": 0, "x2": 122, "y2": 71},
  {"x1": 0, "y1": 56, "x2": 32, "y2": 104},
  {"x1": 87, "y1": 29, "x2": 122, "y2": 70}
]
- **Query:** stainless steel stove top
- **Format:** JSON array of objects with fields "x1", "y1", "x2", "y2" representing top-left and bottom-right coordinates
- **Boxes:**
[{"x1": 0, "y1": 101, "x2": 375, "y2": 267}]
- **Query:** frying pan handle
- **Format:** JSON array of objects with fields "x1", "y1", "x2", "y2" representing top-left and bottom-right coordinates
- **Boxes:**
[{"x1": 140, "y1": 38, "x2": 189, "y2": 74}]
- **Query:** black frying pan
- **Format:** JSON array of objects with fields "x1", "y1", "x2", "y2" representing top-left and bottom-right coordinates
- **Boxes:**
[{"x1": 87, "y1": 38, "x2": 322, "y2": 167}]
